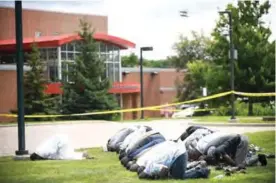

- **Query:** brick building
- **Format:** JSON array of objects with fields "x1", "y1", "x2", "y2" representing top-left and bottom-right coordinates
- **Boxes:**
[
  {"x1": 0, "y1": 7, "x2": 185, "y2": 121},
  {"x1": 120, "y1": 67, "x2": 186, "y2": 120}
]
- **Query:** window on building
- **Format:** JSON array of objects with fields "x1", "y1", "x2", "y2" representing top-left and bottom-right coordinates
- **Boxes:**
[
  {"x1": 59, "y1": 41, "x2": 122, "y2": 83},
  {"x1": 114, "y1": 63, "x2": 120, "y2": 82},
  {"x1": 67, "y1": 62, "x2": 75, "y2": 82},
  {"x1": 61, "y1": 52, "x2": 67, "y2": 60},
  {"x1": 49, "y1": 65, "x2": 58, "y2": 82},
  {"x1": 68, "y1": 53, "x2": 74, "y2": 60},
  {"x1": 0, "y1": 54, "x2": 16, "y2": 64},
  {"x1": 100, "y1": 42, "x2": 106, "y2": 53},
  {"x1": 39, "y1": 48, "x2": 58, "y2": 82},
  {"x1": 48, "y1": 48, "x2": 57, "y2": 60},
  {"x1": 62, "y1": 61, "x2": 75, "y2": 83},
  {"x1": 61, "y1": 44, "x2": 67, "y2": 51},
  {"x1": 107, "y1": 62, "x2": 114, "y2": 82},
  {"x1": 40, "y1": 49, "x2": 46, "y2": 61},
  {"x1": 67, "y1": 42, "x2": 74, "y2": 52},
  {"x1": 62, "y1": 62, "x2": 68, "y2": 82}
]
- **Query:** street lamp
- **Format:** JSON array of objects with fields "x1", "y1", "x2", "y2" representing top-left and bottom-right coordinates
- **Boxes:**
[
  {"x1": 180, "y1": 10, "x2": 188, "y2": 17},
  {"x1": 219, "y1": 10, "x2": 236, "y2": 121},
  {"x1": 15, "y1": 1, "x2": 28, "y2": 155},
  {"x1": 140, "y1": 46, "x2": 153, "y2": 119}
]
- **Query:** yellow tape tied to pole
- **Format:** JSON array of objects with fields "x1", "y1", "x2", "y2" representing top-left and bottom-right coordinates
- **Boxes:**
[{"x1": 0, "y1": 90, "x2": 275, "y2": 118}]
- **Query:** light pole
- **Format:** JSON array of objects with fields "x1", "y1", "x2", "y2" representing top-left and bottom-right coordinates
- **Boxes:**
[
  {"x1": 219, "y1": 10, "x2": 236, "y2": 121},
  {"x1": 180, "y1": 10, "x2": 188, "y2": 17},
  {"x1": 15, "y1": 1, "x2": 28, "y2": 155},
  {"x1": 140, "y1": 46, "x2": 153, "y2": 119}
]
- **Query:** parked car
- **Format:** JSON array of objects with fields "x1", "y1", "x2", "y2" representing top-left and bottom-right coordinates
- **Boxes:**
[{"x1": 172, "y1": 104, "x2": 199, "y2": 118}]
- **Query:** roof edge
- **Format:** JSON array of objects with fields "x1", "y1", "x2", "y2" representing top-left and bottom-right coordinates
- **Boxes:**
[{"x1": 0, "y1": 33, "x2": 136, "y2": 51}]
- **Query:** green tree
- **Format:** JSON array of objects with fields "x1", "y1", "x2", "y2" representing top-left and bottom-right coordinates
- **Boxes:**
[
  {"x1": 143, "y1": 59, "x2": 174, "y2": 68},
  {"x1": 23, "y1": 44, "x2": 59, "y2": 119},
  {"x1": 172, "y1": 31, "x2": 211, "y2": 69},
  {"x1": 208, "y1": 0, "x2": 275, "y2": 115},
  {"x1": 172, "y1": 31, "x2": 214, "y2": 102},
  {"x1": 122, "y1": 53, "x2": 174, "y2": 68},
  {"x1": 62, "y1": 20, "x2": 119, "y2": 120},
  {"x1": 177, "y1": 60, "x2": 209, "y2": 101},
  {"x1": 121, "y1": 53, "x2": 139, "y2": 67}
]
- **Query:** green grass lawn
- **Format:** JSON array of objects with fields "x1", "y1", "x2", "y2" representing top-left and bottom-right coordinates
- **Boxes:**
[
  {"x1": 0, "y1": 131, "x2": 275, "y2": 183},
  {"x1": 191, "y1": 116, "x2": 275, "y2": 123}
]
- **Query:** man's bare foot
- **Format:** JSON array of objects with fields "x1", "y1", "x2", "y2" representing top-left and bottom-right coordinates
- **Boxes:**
[{"x1": 82, "y1": 152, "x2": 94, "y2": 159}]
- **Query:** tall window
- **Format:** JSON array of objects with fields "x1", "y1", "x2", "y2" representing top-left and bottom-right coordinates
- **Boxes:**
[
  {"x1": 39, "y1": 48, "x2": 58, "y2": 82},
  {"x1": 60, "y1": 41, "x2": 121, "y2": 83},
  {"x1": 99, "y1": 42, "x2": 120, "y2": 83},
  {"x1": 61, "y1": 41, "x2": 79, "y2": 83}
]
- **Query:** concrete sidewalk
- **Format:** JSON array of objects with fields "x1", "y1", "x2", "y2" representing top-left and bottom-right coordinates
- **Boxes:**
[{"x1": 0, "y1": 119, "x2": 274, "y2": 156}]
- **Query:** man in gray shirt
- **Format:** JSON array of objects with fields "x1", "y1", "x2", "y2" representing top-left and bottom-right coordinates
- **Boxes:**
[{"x1": 188, "y1": 132, "x2": 248, "y2": 166}]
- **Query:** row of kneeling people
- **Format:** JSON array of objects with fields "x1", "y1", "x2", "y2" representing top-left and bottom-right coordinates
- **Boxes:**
[{"x1": 106, "y1": 125, "x2": 268, "y2": 180}]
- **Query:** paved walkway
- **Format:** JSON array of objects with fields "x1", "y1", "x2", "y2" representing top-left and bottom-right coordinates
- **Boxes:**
[{"x1": 0, "y1": 119, "x2": 274, "y2": 156}]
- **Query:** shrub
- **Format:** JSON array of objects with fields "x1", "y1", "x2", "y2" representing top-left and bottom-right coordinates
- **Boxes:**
[{"x1": 213, "y1": 101, "x2": 275, "y2": 116}]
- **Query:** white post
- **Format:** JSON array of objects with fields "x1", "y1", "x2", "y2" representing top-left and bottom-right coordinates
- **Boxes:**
[
  {"x1": 57, "y1": 46, "x2": 62, "y2": 110},
  {"x1": 46, "y1": 49, "x2": 50, "y2": 81},
  {"x1": 203, "y1": 87, "x2": 207, "y2": 96},
  {"x1": 119, "y1": 49, "x2": 123, "y2": 121},
  {"x1": 57, "y1": 46, "x2": 62, "y2": 81}
]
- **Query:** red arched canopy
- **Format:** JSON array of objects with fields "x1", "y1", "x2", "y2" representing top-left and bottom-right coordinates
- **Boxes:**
[{"x1": 0, "y1": 33, "x2": 135, "y2": 52}]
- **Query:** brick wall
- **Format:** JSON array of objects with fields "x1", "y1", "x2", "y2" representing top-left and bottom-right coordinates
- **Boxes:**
[
  {"x1": 0, "y1": 70, "x2": 17, "y2": 122},
  {"x1": 0, "y1": 7, "x2": 108, "y2": 40},
  {"x1": 122, "y1": 69, "x2": 185, "y2": 119}
]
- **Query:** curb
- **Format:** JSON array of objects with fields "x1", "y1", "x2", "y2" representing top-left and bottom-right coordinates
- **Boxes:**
[
  {"x1": 0, "y1": 119, "x2": 181, "y2": 128},
  {"x1": 188, "y1": 122, "x2": 275, "y2": 127},
  {"x1": 0, "y1": 120, "x2": 113, "y2": 128}
]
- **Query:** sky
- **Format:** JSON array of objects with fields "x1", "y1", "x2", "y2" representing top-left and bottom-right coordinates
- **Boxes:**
[{"x1": 0, "y1": 0, "x2": 275, "y2": 60}]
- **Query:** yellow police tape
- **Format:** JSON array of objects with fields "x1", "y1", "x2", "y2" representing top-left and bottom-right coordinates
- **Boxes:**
[
  {"x1": 0, "y1": 90, "x2": 275, "y2": 118},
  {"x1": 147, "y1": 108, "x2": 217, "y2": 112},
  {"x1": 233, "y1": 91, "x2": 276, "y2": 97}
]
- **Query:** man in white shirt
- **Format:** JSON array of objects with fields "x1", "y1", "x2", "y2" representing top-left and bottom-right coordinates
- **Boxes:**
[
  {"x1": 136, "y1": 140, "x2": 210, "y2": 180},
  {"x1": 30, "y1": 134, "x2": 92, "y2": 160}
]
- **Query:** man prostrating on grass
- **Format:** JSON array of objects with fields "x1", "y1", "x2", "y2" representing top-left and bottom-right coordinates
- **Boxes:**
[{"x1": 30, "y1": 134, "x2": 93, "y2": 161}]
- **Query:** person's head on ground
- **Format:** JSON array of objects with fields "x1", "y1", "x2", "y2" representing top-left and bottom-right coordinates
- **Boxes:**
[
  {"x1": 130, "y1": 163, "x2": 139, "y2": 172},
  {"x1": 119, "y1": 150, "x2": 126, "y2": 160},
  {"x1": 138, "y1": 171, "x2": 153, "y2": 179},
  {"x1": 137, "y1": 166, "x2": 146, "y2": 174},
  {"x1": 258, "y1": 154, "x2": 267, "y2": 166},
  {"x1": 121, "y1": 156, "x2": 130, "y2": 166},
  {"x1": 157, "y1": 166, "x2": 169, "y2": 179},
  {"x1": 188, "y1": 148, "x2": 202, "y2": 161},
  {"x1": 205, "y1": 146, "x2": 220, "y2": 165},
  {"x1": 126, "y1": 161, "x2": 134, "y2": 169},
  {"x1": 204, "y1": 155, "x2": 218, "y2": 165},
  {"x1": 30, "y1": 153, "x2": 44, "y2": 161}
]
